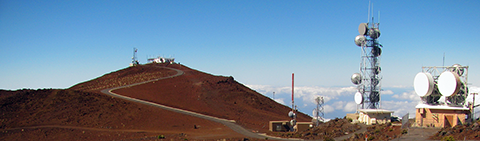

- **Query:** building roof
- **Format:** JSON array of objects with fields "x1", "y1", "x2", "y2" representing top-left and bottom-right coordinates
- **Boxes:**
[
  {"x1": 415, "y1": 103, "x2": 469, "y2": 110},
  {"x1": 358, "y1": 109, "x2": 394, "y2": 114}
]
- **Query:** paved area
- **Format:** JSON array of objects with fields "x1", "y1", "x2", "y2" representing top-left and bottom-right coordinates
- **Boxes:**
[{"x1": 395, "y1": 127, "x2": 440, "y2": 141}]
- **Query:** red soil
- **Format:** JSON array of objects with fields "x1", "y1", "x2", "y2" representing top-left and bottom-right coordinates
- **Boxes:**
[
  {"x1": 113, "y1": 63, "x2": 312, "y2": 133},
  {"x1": 1, "y1": 63, "x2": 311, "y2": 140}
]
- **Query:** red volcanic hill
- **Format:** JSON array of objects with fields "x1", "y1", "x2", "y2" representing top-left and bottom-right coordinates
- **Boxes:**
[
  {"x1": 108, "y1": 63, "x2": 312, "y2": 132},
  {"x1": 71, "y1": 63, "x2": 311, "y2": 132},
  {"x1": 1, "y1": 63, "x2": 311, "y2": 140}
]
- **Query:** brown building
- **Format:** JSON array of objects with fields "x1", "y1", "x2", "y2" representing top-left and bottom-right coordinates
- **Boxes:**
[
  {"x1": 269, "y1": 121, "x2": 312, "y2": 132},
  {"x1": 415, "y1": 104, "x2": 470, "y2": 128}
]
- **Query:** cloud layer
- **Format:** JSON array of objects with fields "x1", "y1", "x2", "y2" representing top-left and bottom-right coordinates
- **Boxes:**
[{"x1": 246, "y1": 85, "x2": 480, "y2": 119}]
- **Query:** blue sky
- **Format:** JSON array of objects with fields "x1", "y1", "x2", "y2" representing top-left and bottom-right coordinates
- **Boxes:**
[{"x1": 1, "y1": 0, "x2": 480, "y2": 119}]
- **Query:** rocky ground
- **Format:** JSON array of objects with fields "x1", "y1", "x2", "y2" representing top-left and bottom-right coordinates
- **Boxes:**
[
  {"x1": 267, "y1": 118, "x2": 361, "y2": 140},
  {"x1": 346, "y1": 122, "x2": 405, "y2": 141},
  {"x1": 429, "y1": 120, "x2": 480, "y2": 140}
]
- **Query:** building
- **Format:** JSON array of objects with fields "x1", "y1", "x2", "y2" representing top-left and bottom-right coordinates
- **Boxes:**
[
  {"x1": 357, "y1": 109, "x2": 393, "y2": 125},
  {"x1": 269, "y1": 121, "x2": 312, "y2": 132},
  {"x1": 147, "y1": 56, "x2": 175, "y2": 64},
  {"x1": 415, "y1": 104, "x2": 470, "y2": 128}
]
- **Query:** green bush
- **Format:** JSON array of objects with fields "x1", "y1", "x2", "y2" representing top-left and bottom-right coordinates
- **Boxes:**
[
  {"x1": 401, "y1": 129, "x2": 408, "y2": 134},
  {"x1": 442, "y1": 136, "x2": 455, "y2": 141},
  {"x1": 158, "y1": 135, "x2": 165, "y2": 139},
  {"x1": 368, "y1": 136, "x2": 375, "y2": 140},
  {"x1": 388, "y1": 128, "x2": 394, "y2": 132}
]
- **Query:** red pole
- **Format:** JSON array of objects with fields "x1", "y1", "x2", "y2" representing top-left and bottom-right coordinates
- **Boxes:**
[{"x1": 292, "y1": 73, "x2": 294, "y2": 111}]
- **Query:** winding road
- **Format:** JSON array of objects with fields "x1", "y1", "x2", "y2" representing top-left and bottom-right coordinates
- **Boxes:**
[{"x1": 100, "y1": 66, "x2": 303, "y2": 141}]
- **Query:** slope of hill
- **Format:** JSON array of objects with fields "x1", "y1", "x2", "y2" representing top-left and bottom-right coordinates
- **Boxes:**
[
  {"x1": 2, "y1": 63, "x2": 312, "y2": 140},
  {"x1": 109, "y1": 63, "x2": 312, "y2": 133},
  {"x1": 0, "y1": 89, "x2": 243, "y2": 140}
]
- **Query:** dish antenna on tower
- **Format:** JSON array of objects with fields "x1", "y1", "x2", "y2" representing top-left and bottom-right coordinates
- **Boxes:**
[
  {"x1": 351, "y1": 3, "x2": 383, "y2": 109},
  {"x1": 130, "y1": 48, "x2": 140, "y2": 67}
]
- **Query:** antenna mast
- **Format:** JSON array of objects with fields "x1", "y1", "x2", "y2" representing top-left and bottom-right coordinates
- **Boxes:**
[{"x1": 352, "y1": 2, "x2": 383, "y2": 109}]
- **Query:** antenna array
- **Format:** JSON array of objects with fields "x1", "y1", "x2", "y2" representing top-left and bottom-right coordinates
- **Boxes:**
[{"x1": 351, "y1": 3, "x2": 383, "y2": 109}]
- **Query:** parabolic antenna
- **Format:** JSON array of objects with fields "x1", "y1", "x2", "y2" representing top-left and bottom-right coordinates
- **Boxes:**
[
  {"x1": 354, "y1": 92, "x2": 363, "y2": 104},
  {"x1": 354, "y1": 35, "x2": 366, "y2": 47},
  {"x1": 451, "y1": 64, "x2": 464, "y2": 76},
  {"x1": 288, "y1": 111, "x2": 296, "y2": 118},
  {"x1": 414, "y1": 72, "x2": 435, "y2": 97},
  {"x1": 437, "y1": 71, "x2": 461, "y2": 97},
  {"x1": 372, "y1": 46, "x2": 382, "y2": 57},
  {"x1": 368, "y1": 28, "x2": 381, "y2": 39},
  {"x1": 358, "y1": 23, "x2": 368, "y2": 35},
  {"x1": 351, "y1": 73, "x2": 362, "y2": 85}
]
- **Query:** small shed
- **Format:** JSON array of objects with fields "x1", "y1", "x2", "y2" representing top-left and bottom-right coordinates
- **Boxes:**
[{"x1": 358, "y1": 109, "x2": 393, "y2": 125}]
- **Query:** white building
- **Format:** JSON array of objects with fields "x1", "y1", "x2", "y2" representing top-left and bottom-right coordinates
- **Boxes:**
[
  {"x1": 147, "y1": 56, "x2": 175, "y2": 64},
  {"x1": 357, "y1": 109, "x2": 394, "y2": 125}
]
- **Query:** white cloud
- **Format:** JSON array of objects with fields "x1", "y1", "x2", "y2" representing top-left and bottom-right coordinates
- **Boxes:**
[
  {"x1": 246, "y1": 84, "x2": 357, "y2": 105},
  {"x1": 274, "y1": 98, "x2": 285, "y2": 105},
  {"x1": 324, "y1": 105, "x2": 335, "y2": 113},
  {"x1": 382, "y1": 90, "x2": 394, "y2": 95},
  {"x1": 381, "y1": 100, "x2": 420, "y2": 118},
  {"x1": 331, "y1": 101, "x2": 357, "y2": 112},
  {"x1": 392, "y1": 90, "x2": 421, "y2": 102}
]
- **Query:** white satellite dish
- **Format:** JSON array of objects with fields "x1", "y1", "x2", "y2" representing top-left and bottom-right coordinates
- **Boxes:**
[
  {"x1": 414, "y1": 72, "x2": 435, "y2": 97},
  {"x1": 354, "y1": 35, "x2": 366, "y2": 47},
  {"x1": 312, "y1": 109, "x2": 317, "y2": 117},
  {"x1": 354, "y1": 92, "x2": 363, "y2": 104},
  {"x1": 437, "y1": 71, "x2": 461, "y2": 97}
]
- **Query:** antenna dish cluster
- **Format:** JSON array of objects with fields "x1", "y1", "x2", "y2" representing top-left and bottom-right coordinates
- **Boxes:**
[
  {"x1": 351, "y1": 13, "x2": 383, "y2": 109},
  {"x1": 413, "y1": 64, "x2": 469, "y2": 106}
]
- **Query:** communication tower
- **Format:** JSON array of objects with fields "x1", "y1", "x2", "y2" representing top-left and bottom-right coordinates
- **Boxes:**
[
  {"x1": 312, "y1": 96, "x2": 324, "y2": 126},
  {"x1": 351, "y1": 7, "x2": 383, "y2": 109},
  {"x1": 130, "y1": 48, "x2": 139, "y2": 66}
]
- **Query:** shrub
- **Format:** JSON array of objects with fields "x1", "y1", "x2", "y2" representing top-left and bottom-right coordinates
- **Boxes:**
[
  {"x1": 442, "y1": 136, "x2": 455, "y2": 141},
  {"x1": 158, "y1": 135, "x2": 165, "y2": 139},
  {"x1": 401, "y1": 129, "x2": 408, "y2": 134}
]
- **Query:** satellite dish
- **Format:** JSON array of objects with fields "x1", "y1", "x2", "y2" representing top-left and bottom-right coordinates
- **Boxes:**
[
  {"x1": 414, "y1": 72, "x2": 435, "y2": 97},
  {"x1": 312, "y1": 109, "x2": 317, "y2": 116},
  {"x1": 373, "y1": 66, "x2": 381, "y2": 75},
  {"x1": 351, "y1": 73, "x2": 362, "y2": 85},
  {"x1": 372, "y1": 46, "x2": 382, "y2": 57},
  {"x1": 358, "y1": 23, "x2": 368, "y2": 35},
  {"x1": 368, "y1": 28, "x2": 381, "y2": 39},
  {"x1": 354, "y1": 92, "x2": 363, "y2": 104},
  {"x1": 437, "y1": 71, "x2": 461, "y2": 97},
  {"x1": 354, "y1": 35, "x2": 366, "y2": 47},
  {"x1": 451, "y1": 64, "x2": 464, "y2": 76},
  {"x1": 288, "y1": 111, "x2": 296, "y2": 118}
]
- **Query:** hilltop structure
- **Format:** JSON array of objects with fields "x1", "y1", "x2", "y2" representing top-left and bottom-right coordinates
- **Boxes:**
[{"x1": 413, "y1": 64, "x2": 472, "y2": 128}]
